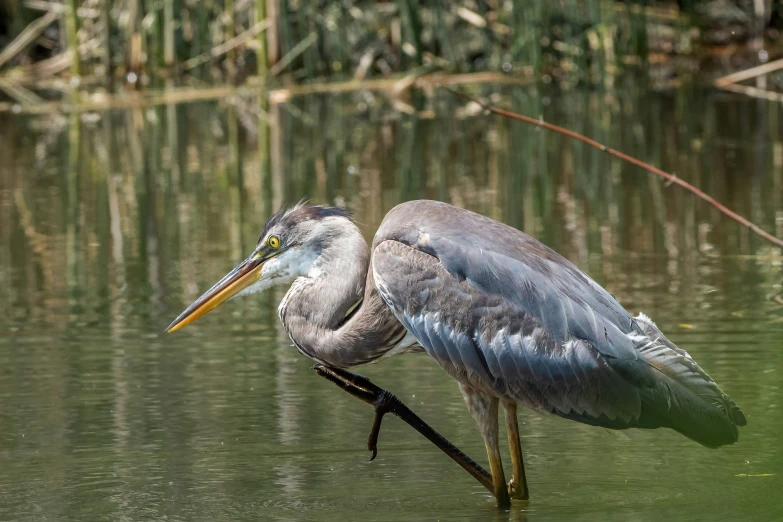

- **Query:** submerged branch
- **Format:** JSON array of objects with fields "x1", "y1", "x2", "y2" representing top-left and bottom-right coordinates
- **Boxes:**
[{"x1": 448, "y1": 88, "x2": 783, "y2": 250}]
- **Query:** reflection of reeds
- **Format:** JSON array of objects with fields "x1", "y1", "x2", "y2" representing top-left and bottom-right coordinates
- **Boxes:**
[{"x1": 5, "y1": 84, "x2": 783, "y2": 269}]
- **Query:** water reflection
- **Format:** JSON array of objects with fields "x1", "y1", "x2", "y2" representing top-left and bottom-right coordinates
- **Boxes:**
[{"x1": 0, "y1": 83, "x2": 781, "y2": 520}]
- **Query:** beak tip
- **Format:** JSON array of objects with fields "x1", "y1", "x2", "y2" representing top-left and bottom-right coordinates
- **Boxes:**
[
  {"x1": 165, "y1": 316, "x2": 185, "y2": 333},
  {"x1": 164, "y1": 255, "x2": 264, "y2": 336},
  {"x1": 165, "y1": 321, "x2": 181, "y2": 333}
]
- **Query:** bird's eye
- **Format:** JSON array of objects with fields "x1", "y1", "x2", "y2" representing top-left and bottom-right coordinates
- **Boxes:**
[{"x1": 268, "y1": 236, "x2": 280, "y2": 249}]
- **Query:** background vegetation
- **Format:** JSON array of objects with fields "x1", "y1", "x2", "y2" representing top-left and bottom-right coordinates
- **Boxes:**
[{"x1": 1, "y1": 0, "x2": 783, "y2": 99}]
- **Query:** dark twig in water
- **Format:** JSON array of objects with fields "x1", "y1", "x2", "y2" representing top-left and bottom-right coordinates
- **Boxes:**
[
  {"x1": 447, "y1": 88, "x2": 783, "y2": 250},
  {"x1": 313, "y1": 364, "x2": 495, "y2": 494}
]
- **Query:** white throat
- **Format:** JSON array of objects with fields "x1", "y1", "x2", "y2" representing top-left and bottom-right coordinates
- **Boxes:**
[{"x1": 234, "y1": 244, "x2": 321, "y2": 299}]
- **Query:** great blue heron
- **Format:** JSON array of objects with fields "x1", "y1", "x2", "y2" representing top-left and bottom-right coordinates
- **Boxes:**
[{"x1": 166, "y1": 200, "x2": 746, "y2": 508}]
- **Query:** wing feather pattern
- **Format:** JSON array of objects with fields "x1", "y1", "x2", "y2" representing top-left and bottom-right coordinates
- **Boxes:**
[{"x1": 371, "y1": 200, "x2": 746, "y2": 447}]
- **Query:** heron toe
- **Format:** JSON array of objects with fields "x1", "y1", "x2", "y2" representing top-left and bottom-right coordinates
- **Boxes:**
[{"x1": 507, "y1": 477, "x2": 529, "y2": 501}]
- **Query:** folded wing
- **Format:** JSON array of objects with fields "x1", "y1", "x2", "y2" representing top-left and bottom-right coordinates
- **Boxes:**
[{"x1": 372, "y1": 200, "x2": 745, "y2": 447}]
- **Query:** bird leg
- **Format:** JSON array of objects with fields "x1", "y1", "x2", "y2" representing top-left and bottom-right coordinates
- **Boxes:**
[
  {"x1": 503, "y1": 401, "x2": 530, "y2": 501},
  {"x1": 314, "y1": 364, "x2": 497, "y2": 498},
  {"x1": 459, "y1": 383, "x2": 512, "y2": 509}
]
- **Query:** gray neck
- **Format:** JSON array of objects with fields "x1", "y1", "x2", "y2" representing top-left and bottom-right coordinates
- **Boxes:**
[{"x1": 278, "y1": 230, "x2": 407, "y2": 368}]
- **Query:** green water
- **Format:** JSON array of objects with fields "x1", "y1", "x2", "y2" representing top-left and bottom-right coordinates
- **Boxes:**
[{"x1": 1, "y1": 83, "x2": 782, "y2": 521}]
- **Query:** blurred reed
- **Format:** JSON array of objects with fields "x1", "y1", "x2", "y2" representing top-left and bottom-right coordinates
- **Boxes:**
[{"x1": 0, "y1": 1, "x2": 719, "y2": 92}]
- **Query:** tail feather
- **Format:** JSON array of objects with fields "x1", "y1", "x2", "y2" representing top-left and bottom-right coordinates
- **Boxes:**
[{"x1": 631, "y1": 313, "x2": 746, "y2": 447}]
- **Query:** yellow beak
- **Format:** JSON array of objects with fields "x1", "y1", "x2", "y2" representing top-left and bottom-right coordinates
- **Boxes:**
[{"x1": 166, "y1": 254, "x2": 265, "y2": 333}]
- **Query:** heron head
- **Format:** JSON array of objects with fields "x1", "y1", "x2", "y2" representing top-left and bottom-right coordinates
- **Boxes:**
[{"x1": 166, "y1": 202, "x2": 362, "y2": 333}]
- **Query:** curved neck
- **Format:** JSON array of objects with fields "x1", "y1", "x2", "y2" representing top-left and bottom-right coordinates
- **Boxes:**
[{"x1": 278, "y1": 233, "x2": 406, "y2": 368}]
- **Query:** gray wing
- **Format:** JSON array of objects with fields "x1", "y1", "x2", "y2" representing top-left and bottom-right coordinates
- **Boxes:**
[{"x1": 372, "y1": 200, "x2": 745, "y2": 447}]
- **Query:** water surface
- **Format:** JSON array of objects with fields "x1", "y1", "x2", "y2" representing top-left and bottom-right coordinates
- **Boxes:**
[{"x1": 1, "y1": 82, "x2": 782, "y2": 520}]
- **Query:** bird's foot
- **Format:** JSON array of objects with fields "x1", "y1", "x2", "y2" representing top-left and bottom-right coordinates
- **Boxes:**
[
  {"x1": 507, "y1": 477, "x2": 529, "y2": 501},
  {"x1": 312, "y1": 365, "x2": 397, "y2": 461},
  {"x1": 313, "y1": 364, "x2": 497, "y2": 501},
  {"x1": 367, "y1": 389, "x2": 401, "y2": 461}
]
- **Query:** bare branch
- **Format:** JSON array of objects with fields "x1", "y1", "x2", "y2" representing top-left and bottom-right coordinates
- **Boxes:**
[{"x1": 448, "y1": 88, "x2": 783, "y2": 250}]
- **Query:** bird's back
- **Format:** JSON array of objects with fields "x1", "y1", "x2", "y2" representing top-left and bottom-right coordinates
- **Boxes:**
[{"x1": 372, "y1": 200, "x2": 746, "y2": 447}]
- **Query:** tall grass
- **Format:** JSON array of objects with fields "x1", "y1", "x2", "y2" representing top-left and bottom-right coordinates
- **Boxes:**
[{"x1": 0, "y1": 1, "x2": 713, "y2": 90}]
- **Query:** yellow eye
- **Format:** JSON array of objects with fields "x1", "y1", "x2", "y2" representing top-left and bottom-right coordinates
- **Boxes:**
[{"x1": 268, "y1": 236, "x2": 280, "y2": 249}]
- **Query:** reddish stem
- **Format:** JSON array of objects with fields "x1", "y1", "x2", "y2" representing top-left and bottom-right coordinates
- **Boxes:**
[{"x1": 448, "y1": 88, "x2": 783, "y2": 250}]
